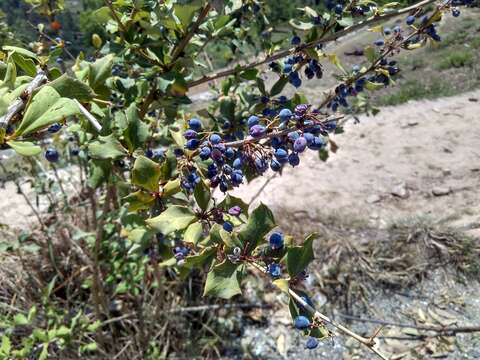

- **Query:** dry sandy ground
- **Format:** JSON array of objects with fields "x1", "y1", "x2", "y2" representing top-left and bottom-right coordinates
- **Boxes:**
[{"x1": 230, "y1": 90, "x2": 480, "y2": 239}]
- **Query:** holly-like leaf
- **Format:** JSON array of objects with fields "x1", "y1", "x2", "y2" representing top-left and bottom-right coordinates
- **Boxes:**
[
  {"x1": 203, "y1": 261, "x2": 244, "y2": 299},
  {"x1": 184, "y1": 221, "x2": 203, "y2": 244},
  {"x1": 194, "y1": 180, "x2": 211, "y2": 211},
  {"x1": 7, "y1": 140, "x2": 41, "y2": 156},
  {"x1": 123, "y1": 104, "x2": 149, "y2": 152},
  {"x1": 238, "y1": 203, "x2": 275, "y2": 252},
  {"x1": 49, "y1": 74, "x2": 96, "y2": 101},
  {"x1": 173, "y1": 4, "x2": 201, "y2": 30},
  {"x1": 132, "y1": 156, "x2": 161, "y2": 192},
  {"x1": 286, "y1": 233, "x2": 316, "y2": 277},
  {"x1": 10, "y1": 52, "x2": 36, "y2": 77},
  {"x1": 15, "y1": 86, "x2": 80, "y2": 136},
  {"x1": 270, "y1": 76, "x2": 288, "y2": 96},
  {"x1": 88, "y1": 134, "x2": 126, "y2": 159},
  {"x1": 123, "y1": 190, "x2": 155, "y2": 212},
  {"x1": 89, "y1": 54, "x2": 114, "y2": 90},
  {"x1": 146, "y1": 205, "x2": 196, "y2": 235}
]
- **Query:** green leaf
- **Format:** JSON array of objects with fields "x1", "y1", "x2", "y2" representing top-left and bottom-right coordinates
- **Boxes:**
[
  {"x1": 240, "y1": 68, "x2": 258, "y2": 80},
  {"x1": 270, "y1": 76, "x2": 288, "y2": 96},
  {"x1": 88, "y1": 135, "x2": 126, "y2": 159},
  {"x1": 123, "y1": 190, "x2": 155, "y2": 212},
  {"x1": 11, "y1": 53, "x2": 36, "y2": 77},
  {"x1": 194, "y1": 180, "x2": 211, "y2": 211},
  {"x1": 337, "y1": 17, "x2": 353, "y2": 27},
  {"x1": 146, "y1": 205, "x2": 196, "y2": 235},
  {"x1": 7, "y1": 140, "x2": 41, "y2": 156},
  {"x1": 163, "y1": 178, "x2": 181, "y2": 197},
  {"x1": 364, "y1": 46, "x2": 377, "y2": 64},
  {"x1": 365, "y1": 81, "x2": 385, "y2": 91},
  {"x1": 80, "y1": 342, "x2": 98, "y2": 353},
  {"x1": 15, "y1": 86, "x2": 80, "y2": 136},
  {"x1": 327, "y1": 53, "x2": 346, "y2": 74},
  {"x1": 89, "y1": 54, "x2": 114, "y2": 90},
  {"x1": 273, "y1": 279, "x2": 289, "y2": 293},
  {"x1": 3, "y1": 46, "x2": 38, "y2": 61},
  {"x1": 14, "y1": 313, "x2": 29, "y2": 326},
  {"x1": 90, "y1": 6, "x2": 112, "y2": 24},
  {"x1": 203, "y1": 261, "x2": 243, "y2": 299},
  {"x1": 123, "y1": 104, "x2": 149, "y2": 152},
  {"x1": 289, "y1": 19, "x2": 314, "y2": 30},
  {"x1": 238, "y1": 203, "x2": 275, "y2": 252},
  {"x1": 0, "y1": 336, "x2": 11, "y2": 357},
  {"x1": 286, "y1": 234, "x2": 316, "y2": 277},
  {"x1": 39, "y1": 343, "x2": 48, "y2": 360},
  {"x1": 184, "y1": 221, "x2": 203, "y2": 244},
  {"x1": 173, "y1": 4, "x2": 201, "y2": 30},
  {"x1": 48, "y1": 74, "x2": 95, "y2": 101},
  {"x1": 131, "y1": 156, "x2": 161, "y2": 192}
]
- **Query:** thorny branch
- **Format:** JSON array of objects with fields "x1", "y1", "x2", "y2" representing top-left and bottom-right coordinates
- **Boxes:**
[
  {"x1": 249, "y1": 262, "x2": 389, "y2": 360},
  {"x1": 187, "y1": 0, "x2": 438, "y2": 88}
]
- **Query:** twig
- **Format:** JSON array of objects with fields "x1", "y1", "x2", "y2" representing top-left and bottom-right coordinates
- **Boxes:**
[
  {"x1": 74, "y1": 99, "x2": 103, "y2": 132},
  {"x1": 223, "y1": 114, "x2": 344, "y2": 148},
  {"x1": 167, "y1": 302, "x2": 271, "y2": 314},
  {"x1": 104, "y1": 0, "x2": 128, "y2": 37},
  {"x1": 187, "y1": 0, "x2": 436, "y2": 88},
  {"x1": 337, "y1": 313, "x2": 480, "y2": 335},
  {"x1": 249, "y1": 262, "x2": 389, "y2": 360},
  {"x1": 170, "y1": 4, "x2": 212, "y2": 63},
  {"x1": 0, "y1": 71, "x2": 48, "y2": 131}
]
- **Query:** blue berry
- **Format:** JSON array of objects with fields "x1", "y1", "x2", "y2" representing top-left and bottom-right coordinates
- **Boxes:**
[
  {"x1": 294, "y1": 137, "x2": 307, "y2": 153},
  {"x1": 70, "y1": 148, "x2": 79, "y2": 156},
  {"x1": 225, "y1": 147, "x2": 235, "y2": 159},
  {"x1": 210, "y1": 134, "x2": 222, "y2": 144},
  {"x1": 47, "y1": 123, "x2": 62, "y2": 133},
  {"x1": 305, "y1": 337, "x2": 319, "y2": 349},
  {"x1": 228, "y1": 206, "x2": 242, "y2": 216},
  {"x1": 288, "y1": 153, "x2": 300, "y2": 167},
  {"x1": 294, "y1": 315, "x2": 310, "y2": 330},
  {"x1": 230, "y1": 170, "x2": 243, "y2": 185},
  {"x1": 188, "y1": 118, "x2": 202, "y2": 131},
  {"x1": 269, "y1": 232, "x2": 284, "y2": 250},
  {"x1": 185, "y1": 139, "x2": 200, "y2": 150},
  {"x1": 291, "y1": 35, "x2": 301, "y2": 45},
  {"x1": 374, "y1": 39, "x2": 384, "y2": 46},
  {"x1": 287, "y1": 131, "x2": 300, "y2": 142},
  {"x1": 334, "y1": 4, "x2": 343, "y2": 15},
  {"x1": 283, "y1": 63, "x2": 293, "y2": 73},
  {"x1": 183, "y1": 129, "x2": 198, "y2": 139},
  {"x1": 56, "y1": 57, "x2": 63, "y2": 64},
  {"x1": 232, "y1": 157, "x2": 242, "y2": 169},
  {"x1": 249, "y1": 125, "x2": 266, "y2": 138},
  {"x1": 223, "y1": 221, "x2": 234, "y2": 232},
  {"x1": 274, "y1": 148, "x2": 288, "y2": 163},
  {"x1": 308, "y1": 136, "x2": 326, "y2": 150},
  {"x1": 452, "y1": 8, "x2": 460, "y2": 17},
  {"x1": 270, "y1": 159, "x2": 282, "y2": 172},
  {"x1": 45, "y1": 148, "x2": 59, "y2": 162},
  {"x1": 384, "y1": 27, "x2": 392, "y2": 35},
  {"x1": 406, "y1": 15, "x2": 415, "y2": 25},
  {"x1": 174, "y1": 148, "x2": 184, "y2": 157},
  {"x1": 279, "y1": 108, "x2": 292, "y2": 122},
  {"x1": 303, "y1": 132, "x2": 314, "y2": 145},
  {"x1": 199, "y1": 146, "x2": 211, "y2": 160},
  {"x1": 268, "y1": 263, "x2": 281, "y2": 277}
]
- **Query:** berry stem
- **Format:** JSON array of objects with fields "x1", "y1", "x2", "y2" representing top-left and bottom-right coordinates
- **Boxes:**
[
  {"x1": 250, "y1": 262, "x2": 389, "y2": 360},
  {"x1": 187, "y1": 0, "x2": 438, "y2": 88}
]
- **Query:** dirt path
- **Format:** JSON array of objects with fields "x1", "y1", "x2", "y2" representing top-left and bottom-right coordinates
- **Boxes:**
[{"x1": 231, "y1": 90, "x2": 480, "y2": 238}]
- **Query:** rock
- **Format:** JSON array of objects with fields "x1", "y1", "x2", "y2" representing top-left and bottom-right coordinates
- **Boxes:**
[
  {"x1": 391, "y1": 183, "x2": 409, "y2": 199},
  {"x1": 366, "y1": 194, "x2": 382, "y2": 204},
  {"x1": 432, "y1": 186, "x2": 451, "y2": 196}
]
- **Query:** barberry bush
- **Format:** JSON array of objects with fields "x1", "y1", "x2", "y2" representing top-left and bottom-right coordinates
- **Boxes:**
[{"x1": 0, "y1": 0, "x2": 473, "y2": 358}]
